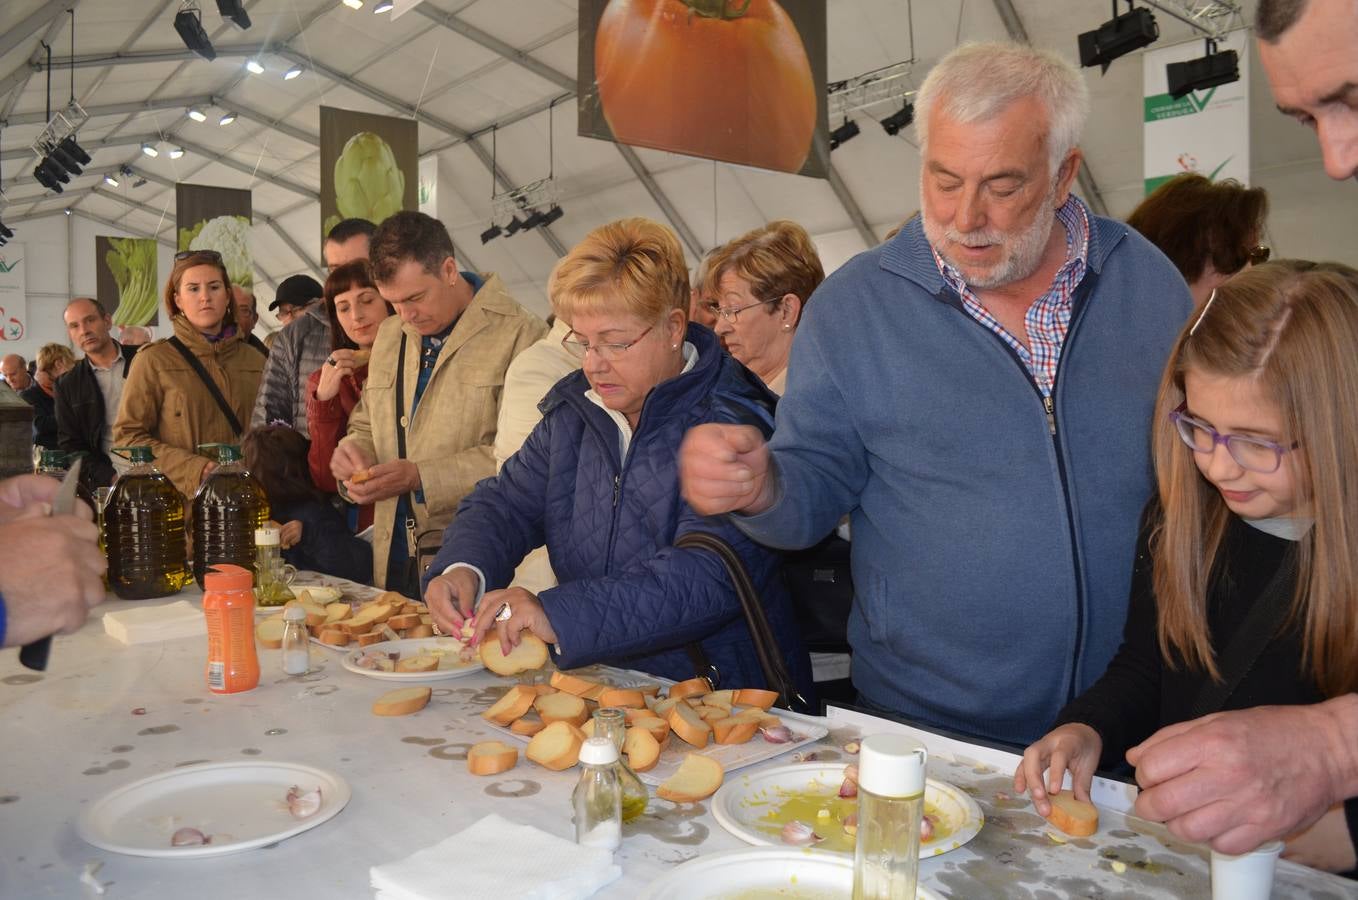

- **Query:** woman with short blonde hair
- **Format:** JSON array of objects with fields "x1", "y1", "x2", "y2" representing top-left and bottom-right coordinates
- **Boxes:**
[{"x1": 23, "y1": 343, "x2": 77, "y2": 450}]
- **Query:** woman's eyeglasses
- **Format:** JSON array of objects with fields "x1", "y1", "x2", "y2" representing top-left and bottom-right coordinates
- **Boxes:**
[
  {"x1": 561, "y1": 324, "x2": 654, "y2": 361},
  {"x1": 174, "y1": 249, "x2": 223, "y2": 262},
  {"x1": 1168, "y1": 403, "x2": 1298, "y2": 473},
  {"x1": 703, "y1": 296, "x2": 781, "y2": 323}
]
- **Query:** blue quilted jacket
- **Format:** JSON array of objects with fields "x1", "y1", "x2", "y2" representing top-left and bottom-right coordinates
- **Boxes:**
[{"x1": 426, "y1": 325, "x2": 813, "y2": 696}]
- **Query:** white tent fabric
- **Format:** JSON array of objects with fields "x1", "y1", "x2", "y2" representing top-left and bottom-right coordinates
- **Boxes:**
[{"x1": 0, "y1": 0, "x2": 1353, "y2": 322}]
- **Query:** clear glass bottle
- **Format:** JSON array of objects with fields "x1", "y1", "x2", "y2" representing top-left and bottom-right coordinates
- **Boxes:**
[
  {"x1": 253, "y1": 526, "x2": 297, "y2": 607},
  {"x1": 853, "y1": 734, "x2": 928, "y2": 900},
  {"x1": 573, "y1": 737, "x2": 622, "y2": 851},
  {"x1": 280, "y1": 604, "x2": 310, "y2": 675},
  {"x1": 591, "y1": 708, "x2": 649, "y2": 822}
]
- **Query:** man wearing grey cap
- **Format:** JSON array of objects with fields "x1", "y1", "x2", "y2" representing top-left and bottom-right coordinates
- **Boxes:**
[{"x1": 251, "y1": 273, "x2": 327, "y2": 436}]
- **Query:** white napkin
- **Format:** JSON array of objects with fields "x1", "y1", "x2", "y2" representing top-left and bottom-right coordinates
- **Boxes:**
[
  {"x1": 102, "y1": 600, "x2": 205, "y2": 645},
  {"x1": 370, "y1": 813, "x2": 621, "y2": 900}
]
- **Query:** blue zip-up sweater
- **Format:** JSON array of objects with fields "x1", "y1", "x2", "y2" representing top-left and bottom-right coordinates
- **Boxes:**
[
  {"x1": 736, "y1": 212, "x2": 1193, "y2": 745},
  {"x1": 426, "y1": 325, "x2": 813, "y2": 695}
]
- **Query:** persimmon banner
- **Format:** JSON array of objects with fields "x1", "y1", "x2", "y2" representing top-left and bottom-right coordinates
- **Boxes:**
[{"x1": 578, "y1": 0, "x2": 828, "y2": 178}]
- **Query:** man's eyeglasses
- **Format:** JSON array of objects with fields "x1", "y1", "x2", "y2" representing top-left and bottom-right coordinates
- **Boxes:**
[
  {"x1": 1168, "y1": 404, "x2": 1298, "y2": 473},
  {"x1": 174, "y1": 249, "x2": 223, "y2": 263},
  {"x1": 1246, "y1": 245, "x2": 1271, "y2": 266},
  {"x1": 703, "y1": 296, "x2": 780, "y2": 323},
  {"x1": 561, "y1": 324, "x2": 654, "y2": 361}
]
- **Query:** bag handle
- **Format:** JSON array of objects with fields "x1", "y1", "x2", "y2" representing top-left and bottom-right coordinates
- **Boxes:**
[
  {"x1": 167, "y1": 336, "x2": 242, "y2": 437},
  {"x1": 395, "y1": 334, "x2": 419, "y2": 557},
  {"x1": 676, "y1": 531, "x2": 807, "y2": 713}
]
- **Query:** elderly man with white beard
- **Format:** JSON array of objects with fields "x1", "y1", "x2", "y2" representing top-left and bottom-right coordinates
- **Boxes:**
[{"x1": 679, "y1": 41, "x2": 1193, "y2": 747}]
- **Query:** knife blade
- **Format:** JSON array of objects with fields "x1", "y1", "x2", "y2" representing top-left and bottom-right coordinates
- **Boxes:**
[{"x1": 19, "y1": 457, "x2": 85, "y2": 671}]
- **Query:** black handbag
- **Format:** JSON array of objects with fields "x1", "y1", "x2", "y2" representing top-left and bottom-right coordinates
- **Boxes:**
[
  {"x1": 393, "y1": 334, "x2": 445, "y2": 598},
  {"x1": 780, "y1": 532, "x2": 854, "y2": 654}
]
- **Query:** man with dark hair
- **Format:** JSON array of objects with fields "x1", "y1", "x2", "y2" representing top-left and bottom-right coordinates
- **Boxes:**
[
  {"x1": 232, "y1": 285, "x2": 269, "y2": 356},
  {"x1": 56, "y1": 298, "x2": 139, "y2": 488},
  {"x1": 324, "y1": 218, "x2": 377, "y2": 269},
  {"x1": 250, "y1": 274, "x2": 326, "y2": 436},
  {"x1": 331, "y1": 211, "x2": 547, "y2": 594},
  {"x1": 1256, "y1": 0, "x2": 1358, "y2": 181}
]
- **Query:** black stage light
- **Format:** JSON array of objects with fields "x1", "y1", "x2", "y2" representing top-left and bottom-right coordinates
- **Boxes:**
[
  {"x1": 521, "y1": 208, "x2": 547, "y2": 230},
  {"x1": 59, "y1": 135, "x2": 91, "y2": 167},
  {"x1": 829, "y1": 118, "x2": 860, "y2": 151},
  {"x1": 34, "y1": 157, "x2": 68, "y2": 192},
  {"x1": 881, "y1": 102, "x2": 915, "y2": 137},
  {"x1": 540, "y1": 205, "x2": 564, "y2": 227},
  {"x1": 175, "y1": 7, "x2": 217, "y2": 61},
  {"x1": 0, "y1": 223, "x2": 12, "y2": 240},
  {"x1": 1167, "y1": 41, "x2": 1239, "y2": 99},
  {"x1": 49, "y1": 143, "x2": 85, "y2": 177},
  {"x1": 1078, "y1": 4, "x2": 1158, "y2": 73},
  {"x1": 216, "y1": 0, "x2": 251, "y2": 29},
  {"x1": 504, "y1": 215, "x2": 526, "y2": 236},
  {"x1": 480, "y1": 224, "x2": 502, "y2": 244}
]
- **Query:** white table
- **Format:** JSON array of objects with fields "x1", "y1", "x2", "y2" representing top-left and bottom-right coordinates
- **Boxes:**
[{"x1": 3, "y1": 589, "x2": 1356, "y2": 899}]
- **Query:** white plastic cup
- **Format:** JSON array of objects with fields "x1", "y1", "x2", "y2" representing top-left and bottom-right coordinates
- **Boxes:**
[{"x1": 1210, "y1": 840, "x2": 1283, "y2": 900}]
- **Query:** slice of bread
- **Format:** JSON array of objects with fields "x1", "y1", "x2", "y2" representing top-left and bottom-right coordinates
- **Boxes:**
[
  {"x1": 657, "y1": 753, "x2": 724, "y2": 802},
  {"x1": 667, "y1": 701, "x2": 712, "y2": 748},
  {"x1": 480, "y1": 633, "x2": 549, "y2": 675},
  {"x1": 394, "y1": 654, "x2": 438, "y2": 673},
  {"x1": 387, "y1": 613, "x2": 422, "y2": 631},
  {"x1": 467, "y1": 740, "x2": 519, "y2": 776},
  {"x1": 631, "y1": 717, "x2": 671, "y2": 743},
  {"x1": 734, "y1": 688, "x2": 778, "y2": 710},
  {"x1": 535, "y1": 690, "x2": 588, "y2": 727},
  {"x1": 597, "y1": 688, "x2": 646, "y2": 709},
  {"x1": 255, "y1": 618, "x2": 286, "y2": 649},
  {"x1": 704, "y1": 689, "x2": 735, "y2": 711},
  {"x1": 318, "y1": 628, "x2": 350, "y2": 646},
  {"x1": 483, "y1": 685, "x2": 538, "y2": 726},
  {"x1": 509, "y1": 715, "x2": 546, "y2": 736},
  {"x1": 1043, "y1": 792, "x2": 1099, "y2": 837},
  {"x1": 355, "y1": 630, "x2": 387, "y2": 647},
  {"x1": 372, "y1": 686, "x2": 431, "y2": 716},
  {"x1": 668, "y1": 677, "x2": 711, "y2": 702},
  {"x1": 526, "y1": 721, "x2": 584, "y2": 771},
  {"x1": 405, "y1": 623, "x2": 435, "y2": 639},
  {"x1": 711, "y1": 716, "x2": 759, "y2": 745},
  {"x1": 624, "y1": 726, "x2": 662, "y2": 772}
]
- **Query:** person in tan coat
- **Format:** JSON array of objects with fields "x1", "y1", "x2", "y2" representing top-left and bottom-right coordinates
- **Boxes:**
[
  {"x1": 331, "y1": 212, "x2": 547, "y2": 594},
  {"x1": 114, "y1": 250, "x2": 266, "y2": 498}
]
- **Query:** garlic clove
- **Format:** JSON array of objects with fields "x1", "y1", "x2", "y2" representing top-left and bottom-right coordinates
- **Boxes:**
[
  {"x1": 838, "y1": 775, "x2": 858, "y2": 799},
  {"x1": 920, "y1": 814, "x2": 937, "y2": 842},
  {"x1": 286, "y1": 785, "x2": 323, "y2": 819},
  {"x1": 170, "y1": 827, "x2": 209, "y2": 847},
  {"x1": 780, "y1": 820, "x2": 823, "y2": 846},
  {"x1": 843, "y1": 812, "x2": 859, "y2": 836},
  {"x1": 759, "y1": 724, "x2": 793, "y2": 744},
  {"x1": 842, "y1": 764, "x2": 859, "y2": 784}
]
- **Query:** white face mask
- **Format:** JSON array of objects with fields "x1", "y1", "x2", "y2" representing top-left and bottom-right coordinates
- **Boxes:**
[{"x1": 1243, "y1": 516, "x2": 1314, "y2": 542}]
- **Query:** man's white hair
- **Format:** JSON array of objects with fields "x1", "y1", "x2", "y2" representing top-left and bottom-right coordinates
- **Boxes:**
[{"x1": 915, "y1": 42, "x2": 1090, "y2": 176}]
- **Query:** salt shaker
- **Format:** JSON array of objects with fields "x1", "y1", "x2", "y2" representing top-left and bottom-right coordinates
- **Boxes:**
[
  {"x1": 853, "y1": 733, "x2": 928, "y2": 900},
  {"x1": 573, "y1": 736, "x2": 622, "y2": 851},
  {"x1": 280, "y1": 604, "x2": 310, "y2": 675}
]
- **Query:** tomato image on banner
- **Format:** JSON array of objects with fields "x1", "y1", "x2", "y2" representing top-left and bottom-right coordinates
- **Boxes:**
[{"x1": 588, "y1": 0, "x2": 824, "y2": 176}]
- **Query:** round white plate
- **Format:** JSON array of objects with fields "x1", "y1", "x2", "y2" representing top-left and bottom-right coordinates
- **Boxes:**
[
  {"x1": 341, "y1": 637, "x2": 484, "y2": 682},
  {"x1": 76, "y1": 761, "x2": 350, "y2": 859},
  {"x1": 637, "y1": 847, "x2": 944, "y2": 900},
  {"x1": 712, "y1": 763, "x2": 983, "y2": 859}
]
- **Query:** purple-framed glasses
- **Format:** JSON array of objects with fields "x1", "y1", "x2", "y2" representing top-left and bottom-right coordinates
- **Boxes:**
[{"x1": 1168, "y1": 403, "x2": 1299, "y2": 473}]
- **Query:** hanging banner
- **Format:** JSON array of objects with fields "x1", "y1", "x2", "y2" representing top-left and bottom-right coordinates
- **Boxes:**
[
  {"x1": 418, "y1": 154, "x2": 439, "y2": 219},
  {"x1": 96, "y1": 236, "x2": 161, "y2": 329},
  {"x1": 1143, "y1": 30, "x2": 1250, "y2": 194},
  {"x1": 319, "y1": 106, "x2": 418, "y2": 242},
  {"x1": 578, "y1": 0, "x2": 828, "y2": 178},
  {"x1": 0, "y1": 243, "x2": 26, "y2": 342},
  {"x1": 176, "y1": 183, "x2": 255, "y2": 288}
]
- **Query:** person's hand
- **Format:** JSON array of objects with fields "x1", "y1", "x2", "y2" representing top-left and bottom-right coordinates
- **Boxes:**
[
  {"x1": 315, "y1": 349, "x2": 360, "y2": 402},
  {"x1": 1283, "y1": 805, "x2": 1358, "y2": 872},
  {"x1": 678, "y1": 423, "x2": 776, "y2": 516},
  {"x1": 1014, "y1": 722, "x2": 1102, "y2": 817},
  {"x1": 1127, "y1": 703, "x2": 1352, "y2": 854},
  {"x1": 472, "y1": 587, "x2": 558, "y2": 655},
  {"x1": 330, "y1": 441, "x2": 374, "y2": 484},
  {"x1": 0, "y1": 474, "x2": 67, "y2": 523},
  {"x1": 345, "y1": 459, "x2": 420, "y2": 505},
  {"x1": 424, "y1": 567, "x2": 483, "y2": 635},
  {"x1": 0, "y1": 514, "x2": 106, "y2": 647},
  {"x1": 199, "y1": 460, "x2": 218, "y2": 485},
  {"x1": 279, "y1": 520, "x2": 303, "y2": 549}
]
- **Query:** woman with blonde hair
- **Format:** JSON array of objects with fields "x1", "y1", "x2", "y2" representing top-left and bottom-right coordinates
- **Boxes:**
[
  {"x1": 22, "y1": 343, "x2": 77, "y2": 449},
  {"x1": 423, "y1": 217, "x2": 811, "y2": 694},
  {"x1": 702, "y1": 220, "x2": 824, "y2": 395},
  {"x1": 1017, "y1": 260, "x2": 1358, "y2": 872},
  {"x1": 114, "y1": 250, "x2": 265, "y2": 498}
]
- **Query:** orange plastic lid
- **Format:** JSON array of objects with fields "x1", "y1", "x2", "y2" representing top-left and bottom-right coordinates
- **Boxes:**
[{"x1": 203, "y1": 563, "x2": 254, "y2": 592}]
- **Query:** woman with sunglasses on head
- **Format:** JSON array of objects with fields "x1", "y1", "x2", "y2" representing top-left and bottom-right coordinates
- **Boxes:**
[
  {"x1": 701, "y1": 220, "x2": 824, "y2": 396},
  {"x1": 421, "y1": 217, "x2": 812, "y2": 696},
  {"x1": 1016, "y1": 260, "x2": 1358, "y2": 874},
  {"x1": 114, "y1": 250, "x2": 265, "y2": 499}
]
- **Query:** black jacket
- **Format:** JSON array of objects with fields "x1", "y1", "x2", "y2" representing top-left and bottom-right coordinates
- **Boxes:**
[
  {"x1": 55, "y1": 343, "x2": 139, "y2": 489},
  {"x1": 19, "y1": 384, "x2": 58, "y2": 450}
]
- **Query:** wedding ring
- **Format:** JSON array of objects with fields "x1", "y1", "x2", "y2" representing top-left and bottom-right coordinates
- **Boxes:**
[
  {"x1": 495, "y1": 603, "x2": 512, "y2": 622},
  {"x1": 326, "y1": 356, "x2": 337, "y2": 366}
]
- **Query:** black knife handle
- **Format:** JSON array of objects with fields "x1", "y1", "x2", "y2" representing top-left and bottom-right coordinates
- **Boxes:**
[{"x1": 18, "y1": 636, "x2": 51, "y2": 671}]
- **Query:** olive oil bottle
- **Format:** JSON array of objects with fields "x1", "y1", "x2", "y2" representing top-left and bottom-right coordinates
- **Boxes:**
[
  {"x1": 192, "y1": 443, "x2": 270, "y2": 589},
  {"x1": 104, "y1": 446, "x2": 190, "y2": 599}
]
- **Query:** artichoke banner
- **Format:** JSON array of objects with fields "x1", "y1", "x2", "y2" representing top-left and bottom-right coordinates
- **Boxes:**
[
  {"x1": 328, "y1": 132, "x2": 405, "y2": 236},
  {"x1": 319, "y1": 107, "x2": 418, "y2": 240}
]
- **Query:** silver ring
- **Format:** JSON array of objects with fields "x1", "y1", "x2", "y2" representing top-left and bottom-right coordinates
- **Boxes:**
[{"x1": 494, "y1": 603, "x2": 512, "y2": 622}]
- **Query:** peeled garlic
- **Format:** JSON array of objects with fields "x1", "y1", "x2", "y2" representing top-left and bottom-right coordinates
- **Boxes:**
[
  {"x1": 843, "y1": 741, "x2": 861, "y2": 754},
  {"x1": 286, "y1": 785, "x2": 323, "y2": 819},
  {"x1": 780, "y1": 820, "x2": 823, "y2": 846},
  {"x1": 920, "y1": 814, "x2": 937, "y2": 842},
  {"x1": 759, "y1": 724, "x2": 793, "y2": 743},
  {"x1": 843, "y1": 812, "x2": 859, "y2": 836},
  {"x1": 838, "y1": 776, "x2": 858, "y2": 799},
  {"x1": 170, "y1": 827, "x2": 209, "y2": 847}
]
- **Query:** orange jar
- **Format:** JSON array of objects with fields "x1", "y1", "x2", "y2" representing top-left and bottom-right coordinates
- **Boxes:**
[{"x1": 202, "y1": 564, "x2": 259, "y2": 694}]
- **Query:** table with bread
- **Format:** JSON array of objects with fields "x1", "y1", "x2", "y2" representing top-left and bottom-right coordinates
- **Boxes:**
[{"x1": 2, "y1": 579, "x2": 1354, "y2": 899}]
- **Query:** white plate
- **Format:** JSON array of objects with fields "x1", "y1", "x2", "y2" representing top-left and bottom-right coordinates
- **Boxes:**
[
  {"x1": 341, "y1": 637, "x2": 485, "y2": 682},
  {"x1": 713, "y1": 763, "x2": 984, "y2": 859},
  {"x1": 76, "y1": 761, "x2": 350, "y2": 859},
  {"x1": 637, "y1": 847, "x2": 944, "y2": 900}
]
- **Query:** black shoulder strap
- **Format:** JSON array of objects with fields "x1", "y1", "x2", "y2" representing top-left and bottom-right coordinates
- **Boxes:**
[
  {"x1": 167, "y1": 336, "x2": 242, "y2": 437},
  {"x1": 1187, "y1": 551, "x2": 1298, "y2": 720},
  {"x1": 395, "y1": 334, "x2": 418, "y2": 553}
]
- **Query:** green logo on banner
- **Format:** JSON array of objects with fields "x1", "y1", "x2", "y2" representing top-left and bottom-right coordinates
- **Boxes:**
[
  {"x1": 1144, "y1": 157, "x2": 1235, "y2": 194},
  {"x1": 0, "y1": 257, "x2": 22, "y2": 274},
  {"x1": 1144, "y1": 87, "x2": 1219, "y2": 121}
]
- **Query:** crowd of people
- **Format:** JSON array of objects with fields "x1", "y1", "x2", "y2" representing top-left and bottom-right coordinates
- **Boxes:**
[{"x1": 3, "y1": 0, "x2": 1357, "y2": 876}]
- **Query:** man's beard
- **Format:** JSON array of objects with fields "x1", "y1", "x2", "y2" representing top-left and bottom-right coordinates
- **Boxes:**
[{"x1": 922, "y1": 183, "x2": 1059, "y2": 290}]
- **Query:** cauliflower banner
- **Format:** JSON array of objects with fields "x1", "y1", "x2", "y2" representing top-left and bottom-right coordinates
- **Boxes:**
[
  {"x1": 174, "y1": 184, "x2": 255, "y2": 289},
  {"x1": 319, "y1": 106, "x2": 418, "y2": 242}
]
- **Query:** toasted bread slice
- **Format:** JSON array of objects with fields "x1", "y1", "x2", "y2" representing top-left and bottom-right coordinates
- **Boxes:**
[
  {"x1": 339, "y1": 602, "x2": 391, "y2": 635},
  {"x1": 535, "y1": 690, "x2": 589, "y2": 727},
  {"x1": 597, "y1": 688, "x2": 646, "y2": 709},
  {"x1": 668, "y1": 677, "x2": 710, "y2": 701},
  {"x1": 372, "y1": 686, "x2": 431, "y2": 716},
  {"x1": 355, "y1": 630, "x2": 387, "y2": 647},
  {"x1": 734, "y1": 688, "x2": 778, "y2": 710},
  {"x1": 387, "y1": 613, "x2": 422, "y2": 631},
  {"x1": 255, "y1": 618, "x2": 286, "y2": 649},
  {"x1": 624, "y1": 707, "x2": 660, "y2": 725},
  {"x1": 694, "y1": 705, "x2": 727, "y2": 723},
  {"x1": 467, "y1": 740, "x2": 519, "y2": 776},
  {"x1": 394, "y1": 654, "x2": 439, "y2": 673},
  {"x1": 711, "y1": 716, "x2": 760, "y2": 745},
  {"x1": 480, "y1": 633, "x2": 549, "y2": 676},
  {"x1": 509, "y1": 715, "x2": 546, "y2": 737},
  {"x1": 323, "y1": 602, "x2": 351, "y2": 626},
  {"x1": 652, "y1": 697, "x2": 682, "y2": 719},
  {"x1": 704, "y1": 689, "x2": 736, "y2": 711},
  {"x1": 667, "y1": 701, "x2": 712, "y2": 748},
  {"x1": 549, "y1": 671, "x2": 600, "y2": 696},
  {"x1": 318, "y1": 628, "x2": 350, "y2": 646},
  {"x1": 657, "y1": 753, "x2": 724, "y2": 802},
  {"x1": 624, "y1": 726, "x2": 662, "y2": 772},
  {"x1": 1043, "y1": 793, "x2": 1099, "y2": 837},
  {"x1": 483, "y1": 685, "x2": 538, "y2": 726},
  {"x1": 631, "y1": 717, "x2": 671, "y2": 743},
  {"x1": 526, "y1": 721, "x2": 584, "y2": 770}
]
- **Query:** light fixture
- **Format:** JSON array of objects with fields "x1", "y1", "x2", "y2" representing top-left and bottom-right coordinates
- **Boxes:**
[
  {"x1": 215, "y1": 0, "x2": 252, "y2": 30},
  {"x1": 479, "y1": 224, "x2": 502, "y2": 244},
  {"x1": 218, "y1": 111, "x2": 237, "y2": 125},
  {"x1": 1167, "y1": 38, "x2": 1240, "y2": 99},
  {"x1": 829, "y1": 118, "x2": 860, "y2": 151},
  {"x1": 0, "y1": 221, "x2": 11, "y2": 247},
  {"x1": 283, "y1": 64, "x2": 303, "y2": 80},
  {"x1": 373, "y1": 0, "x2": 394, "y2": 11},
  {"x1": 540, "y1": 205, "x2": 564, "y2": 227},
  {"x1": 880, "y1": 102, "x2": 915, "y2": 137},
  {"x1": 173, "y1": 4, "x2": 217, "y2": 61},
  {"x1": 33, "y1": 157, "x2": 68, "y2": 192},
  {"x1": 504, "y1": 215, "x2": 526, "y2": 236},
  {"x1": 49, "y1": 135, "x2": 89, "y2": 175},
  {"x1": 64, "y1": 208, "x2": 72, "y2": 217},
  {"x1": 141, "y1": 142, "x2": 159, "y2": 157},
  {"x1": 245, "y1": 59, "x2": 265, "y2": 75},
  {"x1": 169, "y1": 146, "x2": 185, "y2": 159},
  {"x1": 342, "y1": 0, "x2": 364, "y2": 9},
  {"x1": 187, "y1": 107, "x2": 207, "y2": 122},
  {"x1": 103, "y1": 173, "x2": 119, "y2": 187},
  {"x1": 521, "y1": 208, "x2": 546, "y2": 230},
  {"x1": 1078, "y1": 1, "x2": 1158, "y2": 74}
]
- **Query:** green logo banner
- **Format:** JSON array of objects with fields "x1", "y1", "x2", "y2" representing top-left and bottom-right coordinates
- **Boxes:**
[{"x1": 1144, "y1": 87, "x2": 1219, "y2": 122}]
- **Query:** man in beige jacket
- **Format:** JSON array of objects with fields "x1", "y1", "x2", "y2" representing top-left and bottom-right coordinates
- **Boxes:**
[{"x1": 331, "y1": 212, "x2": 547, "y2": 593}]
